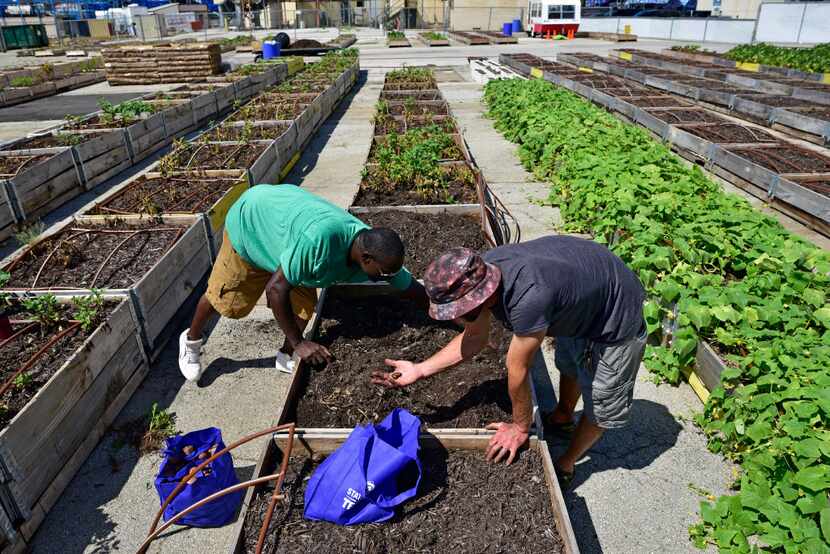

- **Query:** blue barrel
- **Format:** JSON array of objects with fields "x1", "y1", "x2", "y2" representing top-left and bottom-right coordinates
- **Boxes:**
[
  {"x1": 502, "y1": 22, "x2": 513, "y2": 36},
  {"x1": 512, "y1": 19, "x2": 521, "y2": 33},
  {"x1": 262, "y1": 40, "x2": 281, "y2": 60}
]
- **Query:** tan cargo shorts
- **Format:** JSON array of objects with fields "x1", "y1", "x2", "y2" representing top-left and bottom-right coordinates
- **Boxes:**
[{"x1": 205, "y1": 231, "x2": 317, "y2": 320}]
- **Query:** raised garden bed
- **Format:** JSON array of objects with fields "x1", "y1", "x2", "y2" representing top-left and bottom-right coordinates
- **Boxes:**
[
  {"x1": 1, "y1": 215, "x2": 213, "y2": 357},
  {"x1": 373, "y1": 114, "x2": 457, "y2": 136},
  {"x1": 787, "y1": 176, "x2": 830, "y2": 198},
  {"x1": 475, "y1": 31, "x2": 518, "y2": 44},
  {"x1": 0, "y1": 296, "x2": 147, "y2": 549},
  {"x1": 355, "y1": 209, "x2": 489, "y2": 275},
  {"x1": 675, "y1": 123, "x2": 778, "y2": 144},
  {"x1": 355, "y1": 163, "x2": 480, "y2": 207},
  {"x1": 382, "y1": 82, "x2": 438, "y2": 92},
  {"x1": 725, "y1": 143, "x2": 830, "y2": 174},
  {"x1": 448, "y1": 31, "x2": 489, "y2": 45},
  {"x1": 227, "y1": 101, "x2": 307, "y2": 123},
  {"x1": 624, "y1": 95, "x2": 692, "y2": 108},
  {"x1": 160, "y1": 140, "x2": 276, "y2": 185},
  {"x1": 645, "y1": 108, "x2": 728, "y2": 125},
  {"x1": 386, "y1": 101, "x2": 449, "y2": 117},
  {"x1": 235, "y1": 435, "x2": 574, "y2": 554},
  {"x1": 387, "y1": 32, "x2": 411, "y2": 48},
  {"x1": 0, "y1": 60, "x2": 105, "y2": 108},
  {"x1": 419, "y1": 32, "x2": 450, "y2": 47},
  {"x1": 289, "y1": 291, "x2": 511, "y2": 428},
  {"x1": 204, "y1": 122, "x2": 291, "y2": 142},
  {"x1": 367, "y1": 129, "x2": 469, "y2": 164},
  {"x1": 380, "y1": 90, "x2": 443, "y2": 102}
]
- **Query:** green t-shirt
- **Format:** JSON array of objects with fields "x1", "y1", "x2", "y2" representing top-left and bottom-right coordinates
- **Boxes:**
[{"x1": 224, "y1": 185, "x2": 412, "y2": 290}]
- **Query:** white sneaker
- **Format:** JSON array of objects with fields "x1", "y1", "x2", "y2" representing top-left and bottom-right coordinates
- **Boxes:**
[
  {"x1": 179, "y1": 330, "x2": 204, "y2": 382},
  {"x1": 275, "y1": 350, "x2": 296, "y2": 374}
]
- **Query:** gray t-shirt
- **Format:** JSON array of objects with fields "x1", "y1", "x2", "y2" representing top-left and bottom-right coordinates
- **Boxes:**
[{"x1": 482, "y1": 236, "x2": 646, "y2": 344}]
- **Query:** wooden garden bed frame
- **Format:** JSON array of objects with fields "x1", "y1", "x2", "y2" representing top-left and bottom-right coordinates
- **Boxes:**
[
  {"x1": 522, "y1": 55, "x2": 830, "y2": 238},
  {"x1": 227, "y1": 432, "x2": 580, "y2": 554},
  {"x1": 660, "y1": 48, "x2": 830, "y2": 84},
  {"x1": 0, "y1": 297, "x2": 148, "y2": 553},
  {"x1": 448, "y1": 31, "x2": 489, "y2": 45},
  {"x1": 418, "y1": 33, "x2": 450, "y2": 47},
  {"x1": 0, "y1": 59, "x2": 105, "y2": 109}
]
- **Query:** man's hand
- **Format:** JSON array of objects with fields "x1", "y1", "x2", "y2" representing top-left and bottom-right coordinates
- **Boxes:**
[
  {"x1": 484, "y1": 422, "x2": 529, "y2": 465},
  {"x1": 370, "y1": 359, "x2": 424, "y2": 388},
  {"x1": 293, "y1": 340, "x2": 332, "y2": 365}
]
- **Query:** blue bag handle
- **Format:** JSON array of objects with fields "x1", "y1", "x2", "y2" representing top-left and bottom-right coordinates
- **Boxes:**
[{"x1": 359, "y1": 408, "x2": 422, "y2": 509}]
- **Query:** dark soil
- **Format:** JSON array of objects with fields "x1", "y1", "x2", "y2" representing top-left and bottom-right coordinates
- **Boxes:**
[
  {"x1": 791, "y1": 178, "x2": 830, "y2": 198},
  {"x1": 678, "y1": 123, "x2": 778, "y2": 144},
  {"x1": 66, "y1": 115, "x2": 143, "y2": 130},
  {"x1": 275, "y1": 83, "x2": 328, "y2": 94},
  {"x1": 204, "y1": 123, "x2": 290, "y2": 142},
  {"x1": 625, "y1": 95, "x2": 691, "y2": 108},
  {"x1": 373, "y1": 116, "x2": 457, "y2": 136},
  {"x1": 289, "y1": 39, "x2": 325, "y2": 49},
  {"x1": 227, "y1": 101, "x2": 307, "y2": 122},
  {"x1": 1, "y1": 132, "x2": 106, "y2": 150},
  {"x1": 243, "y1": 447, "x2": 563, "y2": 554},
  {"x1": 355, "y1": 164, "x2": 479, "y2": 207},
  {"x1": 729, "y1": 145, "x2": 830, "y2": 174},
  {"x1": 382, "y1": 82, "x2": 439, "y2": 92},
  {"x1": 260, "y1": 92, "x2": 319, "y2": 104},
  {"x1": 87, "y1": 172, "x2": 243, "y2": 215},
  {"x1": 163, "y1": 142, "x2": 268, "y2": 171},
  {"x1": 602, "y1": 86, "x2": 649, "y2": 98},
  {"x1": 380, "y1": 91, "x2": 443, "y2": 102},
  {"x1": 359, "y1": 211, "x2": 487, "y2": 276},
  {"x1": 737, "y1": 95, "x2": 819, "y2": 108},
  {"x1": 3, "y1": 219, "x2": 187, "y2": 289},
  {"x1": 0, "y1": 303, "x2": 113, "y2": 428},
  {"x1": 647, "y1": 108, "x2": 727, "y2": 124},
  {"x1": 0, "y1": 154, "x2": 53, "y2": 176},
  {"x1": 294, "y1": 295, "x2": 510, "y2": 428},
  {"x1": 388, "y1": 103, "x2": 449, "y2": 117}
]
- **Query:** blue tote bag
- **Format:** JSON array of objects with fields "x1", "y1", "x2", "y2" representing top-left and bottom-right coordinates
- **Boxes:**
[
  {"x1": 304, "y1": 408, "x2": 422, "y2": 525},
  {"x1": 154, "y1": 427, "x2": 241, "y2": 527}
]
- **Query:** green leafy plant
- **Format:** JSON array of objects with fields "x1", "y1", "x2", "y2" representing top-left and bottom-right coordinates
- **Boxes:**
[
  {"x1": 385, "y1": 67, "x2": 434, "y2": 84},
  {"x1": 142, "y1": 402, "x2": 177, "y2": 452},
  {"x1": 724, "y1": 42, "x2": 830, "y2": 73},
  {"x1": 98, "y1": 99, "x2": 155, "y2": 124},
  {"x1": 22, "y1": 294, "x2": 62, "y2": 331},
  {"x1": 14, "y1": 221, "x2": 45, "y2": 246},
  {"x1": 54, "y1": 132, "x2": 85, "y2": 146},
  {"x1": 422, "y1": 32, "x2": 446, "y2": 41},
  {"x1": 72, "y1": 291, "x2": 104, "y2": 332},
  {"x1": 12, "y1": 373, "x2": 32, "y2": 390},
  {"x1": 10, "y1": 76, "x2": 35, "y2": 88},
  {"x1": 387, "y1": 31, "x2": 406, "y2": 41},
  {"x1": 484, "y1": 77, "x2": 830, "y2": 553}
]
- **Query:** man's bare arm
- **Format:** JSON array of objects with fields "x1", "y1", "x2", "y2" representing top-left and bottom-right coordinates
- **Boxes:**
[{"x1": 265, "y1": 268, "x2": 331, "y2": 364}]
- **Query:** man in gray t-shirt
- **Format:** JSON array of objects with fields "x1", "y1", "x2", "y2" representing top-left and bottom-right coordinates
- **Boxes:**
[{"x1": 372, "y1": 237, "x2": 647, "y2": 488}]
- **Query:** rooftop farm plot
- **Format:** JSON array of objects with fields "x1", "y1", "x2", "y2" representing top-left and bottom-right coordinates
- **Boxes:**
[
  {"x1": 358, "y1": 210, "x2": 488, "y2": 275},
  {"x1": 291, "y1": 294, "x2": 511, "y2": 428},
  {"x1": 2, "y1": 219, "x2": 187, "y2": 290},
  {"x1": 0, "y1": 131, "x2": 108, "y2": 150},
  {"x1": 158, "y1": 140, "x2": 269, "y2": 173},
  {"x1": 675, "y1": 123, "x2": 778, "y2": 144},
  {"x1": 203, "y1": 122, "x2": 292, "y2": 142},
  {"x1": 385, "y1": 100, "x2": 449, "y2": 117},
  {"x1": 645, "y1": 108, "x2": 728, "y2": 124},
  {"x1": 625, "y1": 95, "x2": 693, "y2": 108},
  {"x1": 380, "y1": 90, "x2": 443, "y2": 102},
  {"x1": 357, "y1": 160, "x2": 479, "y2": 206},
  {"x1": 85, "y1": 170, "x2": 246, "y2": 217},
  {"x1": 484, "y1": 78, "x2": 830, "y2": 550},
  {"x1": 228, "y1": 98, "x2": 307, "y2": 122},
  {"x1": 0, "y1": 153, "x2": 54, "y2": 177},
  {"x1": 387, "y1": 31, "x2": 411, "y2": 47},
  {"x1": 724, "y1": 143, "x2": 830, "y2": 174},
  {"x1": 448, "y1": 31, "x2": 489, "y2": 45},
  {"x1": 382, "y1": 67, "x2": 438, "y2": 89},
  {"x1": 736, "y1": 94, "x2": 822, "y2": 109},
  {"x1": 367, "y1": 124, "x2": 467, "y2": 164},
  {"x1": 241, "y1": 444, "x2": 564, "y2": 553},
  {"x1": 64, "y1": 99, "x2": 160, "y2": 130}
]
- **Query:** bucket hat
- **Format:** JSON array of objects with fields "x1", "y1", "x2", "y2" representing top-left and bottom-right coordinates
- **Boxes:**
[{"x1": 423, "y1": 248, "x2": 501, "y2": 321}]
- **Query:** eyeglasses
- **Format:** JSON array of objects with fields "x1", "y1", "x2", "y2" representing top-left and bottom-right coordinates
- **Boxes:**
[{"x1": 376, "y1": 268, "x2": 401, "y2": 280}]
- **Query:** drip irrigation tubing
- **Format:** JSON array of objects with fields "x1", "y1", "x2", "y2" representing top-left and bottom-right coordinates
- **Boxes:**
[{"x1": 0, "y1": 321, "x2": 81, "y2": 398}]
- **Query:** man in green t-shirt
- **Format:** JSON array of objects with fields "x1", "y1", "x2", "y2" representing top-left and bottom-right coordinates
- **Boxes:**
[{"x1": 179, "y1": 184, "x2": 427, "y2": 382}]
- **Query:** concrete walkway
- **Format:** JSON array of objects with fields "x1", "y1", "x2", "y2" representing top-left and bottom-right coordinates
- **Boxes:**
[{"x1": 442, "y1": 78, "x2": 734, "y2": 554}]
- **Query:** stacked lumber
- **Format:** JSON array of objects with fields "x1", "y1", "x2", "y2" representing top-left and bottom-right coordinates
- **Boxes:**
[{"x1": 102, "y1": 43, "x2": 222, "y2": 85}]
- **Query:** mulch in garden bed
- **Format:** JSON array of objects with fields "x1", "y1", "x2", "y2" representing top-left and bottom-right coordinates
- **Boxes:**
[
  {"x1": 737, "y1": 94, "x2": 820, "y2": 108},
  {"x1": 373, "y1": 115, "x2": 457, "y2": 136},
  {"x1": 227, "y1": 102, "x2": 307, "y2": 123},
  {"x1": 358, "y1": 211, "x2": 487, "y2": 276},
  {"x1": 677, "y1": 123, "x2": 778, "y2": 144},
  {"x1": 355, "y1": 164, "x2": 479, "y2": 207},
  {"x1": 789, "y1": 177, "x2": 830, "y2": 198},
  {"x1": 243, "y1": 447, "x2": 563, "y2": 553},
  {"x1": 293, "y1": 294, "x2": 510, "y2": 428},
  {"x1": 625, "y1": 95, "x2": 692, "y2": 108},
  {"x1": 647, "y1": 108, "x2": 728, "y2": 125},
  {"x1": 0, "y1": 153, "x2": 54, "y2": 176},
  {"x1": 0, "y1": 302, "x2": 114, "y2": 428},
  {"x1": 162, "y1": 141, "x2": 268, "y2": 172},
  {"x1": 86, "y1": 171, "x2": 243, "y2": 216},
  {"x1": 204, "y1": 123, "x2": 291, "y2": 142},
  {"x1": 728, "y1": 145, "x2": 830, "y2": 174},
  {"x1": 2, "y1": 219, "x2": 187, "y2": 290},
  {"x1": 1, "y1": 132, "x2": 107, "y2": 151},
  {"x1": 387, "y1": 103, "x2": 449, "y2": 117}
]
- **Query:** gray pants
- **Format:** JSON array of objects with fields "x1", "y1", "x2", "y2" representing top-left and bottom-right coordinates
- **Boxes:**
[{"x1": 554, "y1": 325, "x2": 647, "y2": 430}]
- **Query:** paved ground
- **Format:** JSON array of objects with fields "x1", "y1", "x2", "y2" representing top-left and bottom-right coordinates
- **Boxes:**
[{"x1": 25, "y1": 36, "x2": 757, "y2": 554}]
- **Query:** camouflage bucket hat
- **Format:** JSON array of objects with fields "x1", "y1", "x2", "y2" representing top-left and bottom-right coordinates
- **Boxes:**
[{"x1": 424, "y1": 248, "x2": 501, "y2": 321}]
